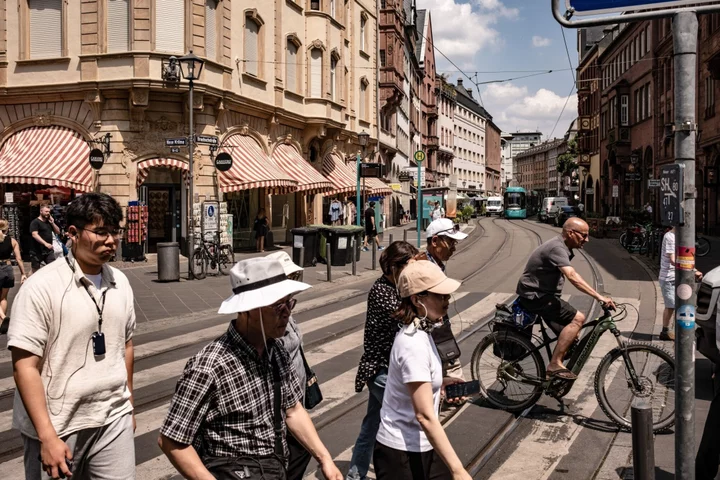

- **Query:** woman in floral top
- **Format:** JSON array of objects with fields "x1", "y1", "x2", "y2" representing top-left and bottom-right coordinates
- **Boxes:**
[{"x1": 346, "y1": 241, "x2": 419, "y2": 480}]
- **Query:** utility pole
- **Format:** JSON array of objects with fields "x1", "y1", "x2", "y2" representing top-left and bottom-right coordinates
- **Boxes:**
[{"x1": 672, "y1": 11, "x2": 698, "y2": 479}]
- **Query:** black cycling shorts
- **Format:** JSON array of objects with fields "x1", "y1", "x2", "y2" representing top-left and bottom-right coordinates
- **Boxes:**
[
  {"x1": 0, "y1": 264, "x2": 14, "y2": 289},
  {"x1": 518, "y1": 295, "x2": 578, "y2": 326}
]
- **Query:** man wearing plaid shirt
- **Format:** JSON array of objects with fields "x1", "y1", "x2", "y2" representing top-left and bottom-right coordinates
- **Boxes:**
[{"x1": 158, "y1": 258, "x2": 342, "y2": 480}]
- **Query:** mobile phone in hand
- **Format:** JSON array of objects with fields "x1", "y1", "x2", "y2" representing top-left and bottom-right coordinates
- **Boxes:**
[{"x1": 444, "y1": 380, "x2": 480, "y2": 400}]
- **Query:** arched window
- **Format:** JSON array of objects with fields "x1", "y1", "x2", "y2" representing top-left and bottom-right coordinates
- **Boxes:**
[
  {"x1": 286, "y1": 39, "x2": 299, "y2": 93},
  {"x1": 360, "y1": 14, "x2": 367, "y2": 51},
  {"x1": 330, "y1": 56, "x2": 337, "y2": 101},
  {"x1": 310, "y1": 48, "x2": 323, "y2": 98},
  {"x1": 156, "y1": 0, "x2": 185, "y2": 53}
]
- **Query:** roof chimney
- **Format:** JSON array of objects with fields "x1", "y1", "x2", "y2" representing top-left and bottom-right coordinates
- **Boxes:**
[{"x1": 457, "y1": 79, "x2": 463, "y2": 87}]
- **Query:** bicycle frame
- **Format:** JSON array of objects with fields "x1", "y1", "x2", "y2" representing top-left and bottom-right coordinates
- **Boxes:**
[{"x1": 497, "y1": 309, "x2": 643, "y2": 392}]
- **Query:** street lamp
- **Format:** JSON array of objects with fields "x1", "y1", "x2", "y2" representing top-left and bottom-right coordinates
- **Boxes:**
[
  {"x1": 178, "y1": 50, "x2": 205, "y2": 279},
  {"x1": 357, "y1": 131, "x2": 369, "y2": 226}
]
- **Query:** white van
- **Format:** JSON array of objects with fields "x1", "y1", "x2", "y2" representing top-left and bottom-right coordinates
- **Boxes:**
[
  {"x1": 486, "y1": 196, "x2": 504, "y2": 216},
  {"x1": 539, "y1": 197, "x2": 568, "y2": 223}
]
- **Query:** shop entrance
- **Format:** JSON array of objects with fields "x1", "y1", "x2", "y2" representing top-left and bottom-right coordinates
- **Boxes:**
[{"x1": 138, "y1": 167, "x2": 183, "y2": 253}]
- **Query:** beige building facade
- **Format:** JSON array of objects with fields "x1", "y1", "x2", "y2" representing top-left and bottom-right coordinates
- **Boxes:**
[{"x1": 0, "y1": 0, "x2": 383, "y2": 253}]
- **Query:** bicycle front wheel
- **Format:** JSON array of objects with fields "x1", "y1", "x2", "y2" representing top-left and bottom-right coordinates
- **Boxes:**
[
  {"x1": 218, "y1": 245, "x2": 235, "y2": 275},
  {"x1": 471, "y1": 331, "x2": 545, "y2": 413},
  {"x1": 594, "y1": 342, "x2": 675, "y2": 432},
  {"x1": 619, "y1": 232, "x2": 627, "y2": 248},
  {"x1": 191, "y1": 249, "x2": 207, "y2": 280},
  {"x1": 697, "y1": 237, "x2": 711, "y2": 257}
]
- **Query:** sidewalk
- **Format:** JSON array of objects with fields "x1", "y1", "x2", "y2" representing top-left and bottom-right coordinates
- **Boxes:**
[
  {"x1": 116, "y1": 220, "x2": 473, "y2": 324},
  {"x1": 592, "y1": 238, "x2": 716, "y2": 479}
]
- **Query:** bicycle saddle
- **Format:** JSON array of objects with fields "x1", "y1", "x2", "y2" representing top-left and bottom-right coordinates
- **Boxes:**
[{"x1": 496, "y1": 303, "x2": 512, "y2": 314}]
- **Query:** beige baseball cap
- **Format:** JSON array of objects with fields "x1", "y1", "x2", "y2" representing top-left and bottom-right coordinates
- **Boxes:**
[{"x1": 397, "y1": 260, "x2": 461, "y2": 298}]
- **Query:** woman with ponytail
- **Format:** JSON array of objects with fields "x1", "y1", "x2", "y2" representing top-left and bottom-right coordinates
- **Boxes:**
[
  {"x1": 373, "y1": 260, "x2": 470, "y2": 480},
  {"x1": 0, "y1": 219, "x2": 26, "y2": 334}
]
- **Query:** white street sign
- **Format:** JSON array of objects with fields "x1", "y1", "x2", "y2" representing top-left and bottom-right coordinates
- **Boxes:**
[{"x1": 612, "y1": 185, "x2": 619, "y2": 198}]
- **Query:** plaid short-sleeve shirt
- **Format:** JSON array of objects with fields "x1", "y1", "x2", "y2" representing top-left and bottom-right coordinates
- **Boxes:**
[{"x1": 160, "y1": 321, "x2": 303, "y2": 458}]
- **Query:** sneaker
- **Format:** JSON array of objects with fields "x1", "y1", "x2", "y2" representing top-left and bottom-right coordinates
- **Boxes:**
[
  {"x1": 0, "y1": 317, "x2": 8, "y2": 335},
  {"x1": 362, "y1": 247, "x2": 369, "y2": 252},
  {"x1": 378, "y1": 246, "x2": 385, "y2": 251},
  {"x1": 659, "y1": 330, "x2": 675, "y2": 341}
]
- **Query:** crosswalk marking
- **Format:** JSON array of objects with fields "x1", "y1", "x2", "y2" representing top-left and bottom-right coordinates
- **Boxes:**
[{"x1": 0, "y1": 288, "x2": 614, "y2": 479}]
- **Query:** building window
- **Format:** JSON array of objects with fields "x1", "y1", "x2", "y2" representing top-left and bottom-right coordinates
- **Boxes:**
[
  {"x1": 359, "y1": 81, "x2": 367, "y2": 120},
  {"x1": 107, "y1": 0, "x2": 130, "y2": 53},
  {"x1": 205, "y1": 0, "x2": 218, "y2": 60},
  {"x1": 29, "y1": 0, "x2": 63, "y2": 58},
  {"x1": 310, "y1": 0, "x2": 320, "y2": 10},
  {"x1": 330, "y1": 0, "x2": 335, "y2": 18},
  {"x1": 707, "y1": 76, "x2": 716, "y2": 117},
  {"x1": 310, "y1": 48, "x2": 323, "y2": 98},
  {"x1": 156, "y1": 0, "x2": 185, "y2": 53},
  {"x1": 330, "y1": 55, "x2": 337, "y2": 101},
  {"x1": 379, "y1": 49, "x2": 386, "y2": 67},
  {"x1": 244, "y1": 12, "x2": 263, "y2": 77},
  {"x1": 360, "y1": 14, "x2": 367, "y2": 51},
  {"x1": 286, "y1": 39, "x2": 299, "y2": 93}
]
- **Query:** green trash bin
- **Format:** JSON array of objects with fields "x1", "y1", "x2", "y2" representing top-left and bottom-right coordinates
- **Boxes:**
[{"x1": 308, "y1": 225, "x2": 330, "y2": 263}]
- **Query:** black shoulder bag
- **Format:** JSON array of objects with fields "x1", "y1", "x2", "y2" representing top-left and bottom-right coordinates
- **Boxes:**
[
  {"x1": 299, "y1": 346, "x2": 323, "y2": 410},
  {"x1": 431, "y1": 315, "x2": 461, "y2": 363},
  {"x1": 203, "y1": 353, "x2": 288, "y2": 479}
]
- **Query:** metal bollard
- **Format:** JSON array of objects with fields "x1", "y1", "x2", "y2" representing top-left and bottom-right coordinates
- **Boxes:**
[
  {"x1": 300, "y1": 246, "x2": 305, "y2": 270},
  {"x1": 631, "y1": 397, "x2": 655, "y2": 480},
  {"x1": 326, "y1": 241, "x2": 332, "y2": 282},
  {"x1": 389, "y1": 234, "x2": 394, "y2": 245},
  {"x1": 351, "y1": 237, "x2": 357, "y2": 276},
  {"x1": 372, "y1": 241, "x2": 377, "y2": 270},
  {"x1": 403, "y1": 229, "x2": 408, "y2": 242}
]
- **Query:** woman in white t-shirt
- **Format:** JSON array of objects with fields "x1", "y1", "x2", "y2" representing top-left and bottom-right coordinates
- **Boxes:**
[{"x1": 374, "y1": 260, "x2": 471, "y2": 480}]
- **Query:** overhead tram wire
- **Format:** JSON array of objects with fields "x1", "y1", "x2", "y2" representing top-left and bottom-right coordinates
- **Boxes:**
[
  {"x1": 549, "y1": 83, "x2": 576, "y2": 140},
  {"x1": 561, "y1": 26, "x2": 577, "y2": 84}
]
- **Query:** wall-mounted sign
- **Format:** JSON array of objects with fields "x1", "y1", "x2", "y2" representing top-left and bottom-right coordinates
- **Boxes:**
[
  {"x1": 660, "y1": 164, "x2": 684, "y2": 226},
  {"x1": 89, "y1": 148, "x2": 105, "y2": 170},
  {"x1": 612, "y1": 185, "x2": 619, "y2": 198},
  {"x1": 360, "y1": 162, "x2": 386, "y2": 178},
  {"x1": 648, "y1": 179, "x2": 662, "y2": 188},
  {"x1": 195, "y1": 134, "x2": 219, "y2": 146},
  {"x1": 389, "y1": 183, "x2": 402, "y2": 192},
  {"x1": 586, "y1": 188, "x2": 594, "y2": 195},
  {"x1": 165, "y1": 137, "x2": 187, "y2": 146},
  {"x1": 214, "y1": 152, "x2": 233, "y2": 172},
  {"x1": 170, "y1": 147, "x2": 181, "y2": 154}
]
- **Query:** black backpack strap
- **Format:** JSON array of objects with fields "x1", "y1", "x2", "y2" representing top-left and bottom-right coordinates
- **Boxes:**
[
  {"x1": 298, "y1": 345, "x2": 313, "y2": 379},
  {"x1": 270, "y1": 349, "x2": 285, "y2": 460}
]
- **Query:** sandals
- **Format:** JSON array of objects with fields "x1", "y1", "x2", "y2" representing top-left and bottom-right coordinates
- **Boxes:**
[{"x1": 546, "y1": 367, "x2": 577, "y2": 381}]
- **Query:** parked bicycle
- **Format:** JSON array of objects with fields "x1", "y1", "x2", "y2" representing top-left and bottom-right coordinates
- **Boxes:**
[
  {"x1": 697, "y1": 235, "x2": 711, "y2": 257},
  {"x1": 470, "y1": 302, "x2": 675, "y2": 432},
  {"x1": 191, "y1": 238, "x2": 235, "y2": 279}
]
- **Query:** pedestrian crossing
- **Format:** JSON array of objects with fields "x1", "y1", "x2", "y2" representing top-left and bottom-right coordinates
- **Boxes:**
[{"x1": 0, "y1": 286, "x2": 618, "y2": 479}]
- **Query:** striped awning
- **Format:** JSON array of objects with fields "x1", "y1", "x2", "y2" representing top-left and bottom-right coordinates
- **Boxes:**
[
  {"x1": 0, "y1": 126, "x2": 92, "y2": 192},
  {"x1": 322, "y1": 153, "x2": 367, "y2": 196},
  {"x1": 271, "y1": 144, "x2": 333, "y2": 195},
  {"x1": 219, "y1": 135, "x2": 297, "y2": 194},
  {"x1": 136, "y1": 158, "x2": 188, "y2": 186},
  {"x1": 365, "y1": 176, "x2": 393, "y2": 197}
]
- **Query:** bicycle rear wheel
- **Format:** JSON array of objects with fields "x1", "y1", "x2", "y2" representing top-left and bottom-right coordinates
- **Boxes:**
[
  {"x1": 594, "y1": 342, "x2": 675, "y2": 432},
  {"x1": 697, "y1": 237, "x2": 711, "y2": 257},
  {"x1": 218, "y1": 245, "x2": 235, "y2": 275},
  {"x1": 191, "y1": 249, "x2": 207, "y2": 280},
  {"x1": 470, "y1": 331, "x2": 545, "y2": 413}
]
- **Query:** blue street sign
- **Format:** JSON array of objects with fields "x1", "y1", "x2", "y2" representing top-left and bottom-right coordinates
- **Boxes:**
[{"x1": 568, "y1": 0, "x2": 716, "y2": 16}]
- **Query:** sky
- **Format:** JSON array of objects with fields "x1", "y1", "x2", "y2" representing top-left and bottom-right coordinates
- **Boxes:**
[{"x1": 418, "y1": 0, "x2": 580, "y2": 140}]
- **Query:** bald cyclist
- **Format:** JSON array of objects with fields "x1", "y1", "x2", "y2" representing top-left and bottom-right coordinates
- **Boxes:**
[{"x1": 515, "y1": 217, "x2": 615, "y2": 380}]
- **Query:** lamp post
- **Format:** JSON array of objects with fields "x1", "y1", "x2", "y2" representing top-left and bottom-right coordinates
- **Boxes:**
[
  {"x1": 357, "y1": 131, "x2": 369, "y2": 227},
  {"x1": 178, "y1": 50, "x2": 204, "y2": 279}
]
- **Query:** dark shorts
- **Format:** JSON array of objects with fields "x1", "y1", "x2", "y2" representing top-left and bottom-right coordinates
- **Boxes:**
[
  {"x1": 365, "y1": 228, "x2": 377, "y2": 238},
  {"x1": 374, "y1": 442, "x2": 451, "y2": 480},
  {"x1": 0, "y1": 264, "x2": 14, "y2": 289},
  {"x1": 518, "y1": 295, "x2": 578, "y2": 326},
  {"x1": 30, "y1": 251, "x2": 56, "y2": 273}
]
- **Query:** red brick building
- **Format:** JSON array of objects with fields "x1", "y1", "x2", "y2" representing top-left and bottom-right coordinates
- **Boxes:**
[{"x1": 486, "y1": 120, "x2": 503, "y2": 195}]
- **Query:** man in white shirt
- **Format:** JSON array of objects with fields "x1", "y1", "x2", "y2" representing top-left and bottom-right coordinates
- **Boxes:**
[
  {"x1": 9, "y1": 193, "x2": 136, "y2": 479},
  {"x1": 658, "y1": 227, "x2": 702, "y2": 341},
  {"x1": 431, "y1": 202, "x2": 445, "y2": 221}
]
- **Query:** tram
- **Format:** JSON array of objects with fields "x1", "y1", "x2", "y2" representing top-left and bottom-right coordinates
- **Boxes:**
[{"x1": 504, "y1": 186, "x2": 527, "y2": 219}]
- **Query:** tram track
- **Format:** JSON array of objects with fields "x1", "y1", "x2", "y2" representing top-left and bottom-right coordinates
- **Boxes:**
[{"x1": 460, "y1": 218, "x2": 605, "y2": 476}]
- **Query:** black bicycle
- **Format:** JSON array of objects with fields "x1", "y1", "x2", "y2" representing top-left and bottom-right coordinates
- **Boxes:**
[
  {"x1": 191, "y1": 239, "x2": 235, "y2": 279},
  {"x1": 471, "y1": 303, "x2": 675, "y2": 432}
]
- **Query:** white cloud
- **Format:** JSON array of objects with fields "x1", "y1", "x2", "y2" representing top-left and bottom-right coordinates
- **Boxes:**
[
  {"x1": 532, "y1": 36, "x2": 552, "y2": 47},
  {"x1": 422, "y1": 0, "x2": 518, "y2": 69},
  {"x1": 482, "y1": 84, "x2": 578, "y2": 139}
]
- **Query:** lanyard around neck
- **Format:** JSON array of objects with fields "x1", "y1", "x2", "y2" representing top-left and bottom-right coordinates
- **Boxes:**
[{"x1": 82, "y1": 281, "x2": 107, "y2": 333}]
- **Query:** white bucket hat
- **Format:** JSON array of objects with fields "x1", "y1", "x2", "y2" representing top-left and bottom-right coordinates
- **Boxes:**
[
  {"x1": 265, "y1": 251, "x2": 303, "y2": 276},
  {"x1": 218, "y1": 257, "x2": 311, "y2": 315}
]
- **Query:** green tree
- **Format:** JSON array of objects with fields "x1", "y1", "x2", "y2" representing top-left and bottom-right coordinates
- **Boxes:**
[{"x1": 557, "y1": 138, "x2": 579, "y2": 177}]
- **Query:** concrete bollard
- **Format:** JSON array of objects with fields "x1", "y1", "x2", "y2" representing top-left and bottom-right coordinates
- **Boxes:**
[
  {"x1": 326, "y1": 242, "x2": 332, "y2": 282},
  {"x1": 351, "y1": 237, "x2": 357, "y2": 276},
  {"x1": 631, "y1": 397, "x2": 655, "y2": 480}
]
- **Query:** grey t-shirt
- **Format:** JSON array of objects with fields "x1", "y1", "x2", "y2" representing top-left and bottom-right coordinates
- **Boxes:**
[
  {"x1": 516, "y1": 236, "x2": 574, "y2": 300},
  {"x1": 276, "y1": 317, "x2": 306, "y2": 403}
]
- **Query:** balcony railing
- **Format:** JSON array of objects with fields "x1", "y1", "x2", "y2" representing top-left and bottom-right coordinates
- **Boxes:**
[
  {"x1": 426, "y1": 135, "x2": 439, "y2": 149},
  {"x1": 427, "y1": 105, "x2": 438, "y2": 118}
]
